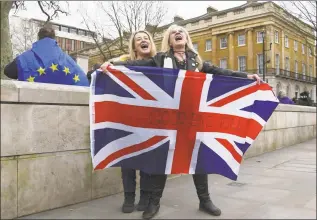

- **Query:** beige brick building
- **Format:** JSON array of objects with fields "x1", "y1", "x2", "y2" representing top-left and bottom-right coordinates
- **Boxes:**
[{"x1": 80, "y1": 1, "x2": 317, "y2": 102}]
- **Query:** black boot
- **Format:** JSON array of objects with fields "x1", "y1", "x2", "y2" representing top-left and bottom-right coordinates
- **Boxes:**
[
  {"x1": 122, "y1": 192, "x2": 135, "y2": 213},
  {"x1": 142, "y1": 174, "x2": 167, "y2": 219},
  {"x1": 142, "y1": 196, "x2": 160, "y2": 219},
  {"x1": 137, "y1": 190, "x2": 150, "y2": 211},
  {"x1": 193, "y1": 174, "x2": 221, "y2": 216},
  {"x1": 199, "y1": 200, "x2": 221, "y2": 216}
]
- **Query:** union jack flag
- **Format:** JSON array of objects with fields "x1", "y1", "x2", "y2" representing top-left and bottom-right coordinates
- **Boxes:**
[{"x1": 90, "y1": 65, "x2": 279, "y2": 180}]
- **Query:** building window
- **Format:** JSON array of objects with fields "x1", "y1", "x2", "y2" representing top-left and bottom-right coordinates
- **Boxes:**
[
  {"x1": 193, "y1": 43, "x2": 198, "y2": 51},
  {"x1": 238, "y1": 34, "x2": 246, "y2": 46},
  {"x1": 274, "y1": 31, "x2": 279, "y2": 43},
  {"x1": 71, "y1": 40, "x2": 75, "y2": 51},
  {"x1": 205, "y1": 40, "x2": 212, "y2": 51},
  {"x1": 302, "y1": 44, "x2": 305, "y2": 54},
  {"x1": 284, "y1": 35, "x2": 289, "y2": 48},
  {"x1": 285, "y1": 57, "x2": 290, "y2": 72},
  {"x1": 61, "y1": 26, "x2": 69, "y2": 32},
  {"x1": 80, "y1": 41, "x2": 84, "y2": 49},
  {"x1": 275, "y1": 54, "x2": 280, "y2": 74},
  {"x1": 52, "y1": 24, "x2": 60, "y2": 31},
  {"x1": 238, "y1": 56, "x2": 246, "y2": 71},
  {"x1": 220, "y1": 58, "x2": 227, "y2": 69},
  {"x1": 302, "y1": 63, "x2": 306, "y2": 75},
  {"x1": 309, "y1": 65, "x2": 313, "y2": 76},
  {"x1": 61, "y1": 38, "x2": 66, "y2": 50},
  {"x1": 295, "y1": 60, "x2": 298, "y2": 73},
  {"x1": 309, "y1": 47, "x2": 312, "y2": 57},
  {"x1": 70, "y1": 28, "x2": 77, "y2": 34},
  {"x1": 257, "y1": 31, "x2": 264, "y2": 43},
  {"x1": 220, "y1": 37, "x2": 227, "y2": 49},
  {"x1": 294, "y1": 40, "x2": 298, "y2": 51},
  {"x1": 257, "y1": 54, "x2": 263, "y2": 74},
  {"x1": 78, "y1": 30, "x2": 86, "y2": 36}
]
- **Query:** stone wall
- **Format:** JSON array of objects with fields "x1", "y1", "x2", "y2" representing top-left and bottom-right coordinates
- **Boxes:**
[{"x1": 1, "y1": 80, "x2": 316, "y2": 219}]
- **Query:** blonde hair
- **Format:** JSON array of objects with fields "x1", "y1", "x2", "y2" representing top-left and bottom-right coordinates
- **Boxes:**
[
  {"x1": 108, "y1": 54, "x2": 130, "y2": 63},
  {"x1": 161, "y1": 24, "x2": 203, "y2": 70},
  {"x1": 129, "y1": 30, "x2": 157, "y2": 61}
]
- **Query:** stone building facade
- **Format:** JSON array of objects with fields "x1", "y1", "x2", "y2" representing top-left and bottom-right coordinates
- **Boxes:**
[{"x1": 83, "y1": 1, "x2": 316, "y2": 102}]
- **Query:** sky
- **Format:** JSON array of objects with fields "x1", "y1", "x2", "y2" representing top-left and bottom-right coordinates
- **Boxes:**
[{"x1": 10, "y1": 1, "x2": 248, "y2": 30}]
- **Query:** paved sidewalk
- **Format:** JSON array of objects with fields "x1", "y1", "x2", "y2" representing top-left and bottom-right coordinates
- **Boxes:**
[{"x1": 20, "y1": 139, "x2": 316, "y2": 219}]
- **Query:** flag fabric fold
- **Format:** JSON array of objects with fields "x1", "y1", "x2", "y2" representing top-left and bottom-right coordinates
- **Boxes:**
[{"x1": 90, "y1": 65, "x2": 279, "y2": 180}]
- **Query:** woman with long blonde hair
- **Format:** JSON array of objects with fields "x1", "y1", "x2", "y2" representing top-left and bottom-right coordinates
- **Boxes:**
[
  {"x1": 101, "y1": 25, "x2": 260, "y2": 219},
  {"x1": 107, "y1": 30, "x2": 157, "y2": 215}
]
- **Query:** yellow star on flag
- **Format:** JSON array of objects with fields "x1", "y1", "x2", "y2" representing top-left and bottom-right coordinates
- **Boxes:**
[
  {"x1": 37, "y1": 67, "x2": 46, "y2": 76},
  {"x1": 26, "y1": 75, "x2": 35, "y2": 82},
  {"x1": 50, "y1": 63, "x2": 58, "y2": 72},
  {"x1": 73, "y1": 74, "x2": 80, "y2": 83},
  {"x1": 63, "y1": 66, "x2": 70, "y2": 75}
]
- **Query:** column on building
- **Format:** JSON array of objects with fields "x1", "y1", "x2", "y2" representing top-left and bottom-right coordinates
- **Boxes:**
[
  {"x1": 211, "y1": 35, "x2": 217, "y2": 65},
  {"x1": 228, "y1": 31, "x2": 235, "y2": 70},
  {"x1": 281, "y1": 30, "x2": 285, "y2": 69},
  {"x1": 246, "y1": 28, "x2": 253, "y2": 70},
  {"x1": 270, "y1": 26, "x2": 275, "y2": 73},
  {"x1": 306, "y1": 41, "x2": 309, "y2": 80}
]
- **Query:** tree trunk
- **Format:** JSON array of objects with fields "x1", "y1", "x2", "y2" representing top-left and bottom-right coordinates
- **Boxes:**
[{"x1": 1, "y1": 1, "x2": 13, "y2": 79}]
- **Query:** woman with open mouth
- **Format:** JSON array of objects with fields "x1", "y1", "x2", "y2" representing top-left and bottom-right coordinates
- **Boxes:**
[
  {"x1": 107, "y1": 30, "x2": 157, "y2": 215},
  {"x1": 101, "y1": 25, "x2": 260, "y2": 219}
]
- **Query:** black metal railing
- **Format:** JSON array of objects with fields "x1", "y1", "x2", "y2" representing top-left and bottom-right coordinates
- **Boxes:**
[{"x1": 245, "y1": 68, "x2": 316, "y2": 84}]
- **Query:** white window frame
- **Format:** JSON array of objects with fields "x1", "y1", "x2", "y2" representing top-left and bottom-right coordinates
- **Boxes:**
[
  {"x1": 205, "y1": 40, "x2": 212, "y2": 51},
  {"x1": 220, "y1": 37, "x2": 227, "y2": 49},
  {"x1": 274, "y1": 31, "x2": 279, "y2": 44},
  {"x1": 275, "y1": 54, "x2": 280, "y2": 74},
  {"x1": 294, "y1": 40, "x2": 298, "y2": 51},
  {"x1": 193, "y1": 43, "x2": 198, "y2": 52},
  {"x1": 302, "y1": 44, "x2": 305, "y2": 54},
  {"x1": 309, "y1": 65, "x2": 313, "y2": 76},
  {"x1": 238, "y1": 34, "x2": 246, "y2": 46},
  {"x1": 284, "y1": 35, "x2": 289, "y2": 48},
  {"x1": 285, "y1": 57, "x2": 290, "y2": 71},
  {"x1": 238, "y1": 56, "x2": 246, "y2": 71},
  {"x1": 257, "y1": 31, "x2": 264, "y2": 43},
  {"x1": 220, "y1": 58, "x2": 227, "y2": 69},
  {"x1": 302, "y1": 63, "x2": 306, "y2": 75},
  {"x1": 309, "y1": 48, "x2": 312, "y2": 57}
]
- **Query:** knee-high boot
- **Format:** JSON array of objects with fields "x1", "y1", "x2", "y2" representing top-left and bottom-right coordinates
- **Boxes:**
[
  {"x1": 121, "y1": 168, "x2": 136, "y2": 213},
  {"x1": 142, "y1": 174, "x2": 167, "y2": 219},
  {"x1": 192, "y1": 174, "x2": 221, "y2": 216},
  {"x1": 137, "y1": 171, "x2": 151, "y2": 211}
]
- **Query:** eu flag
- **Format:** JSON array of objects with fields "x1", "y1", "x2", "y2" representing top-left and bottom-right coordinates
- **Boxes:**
[{"x1": 16, "y1": 37, "x2": 89, "y2": 86}]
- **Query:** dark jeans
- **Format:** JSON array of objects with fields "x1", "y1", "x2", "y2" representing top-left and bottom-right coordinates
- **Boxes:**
[{"x1": 121, "y1": 168, "x2": 152, "y2": 193}]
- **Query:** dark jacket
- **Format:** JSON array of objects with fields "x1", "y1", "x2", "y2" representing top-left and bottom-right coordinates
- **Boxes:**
[
  {"x1": 114, "y1": 50, "x2": 248, "y2": 78},
  {"x1": 4, "y1": 58, "x2": 18, "y2": 79}
]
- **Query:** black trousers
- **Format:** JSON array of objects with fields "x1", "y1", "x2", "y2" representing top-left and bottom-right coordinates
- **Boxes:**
[
  {"x1": 148, "y1": 173, "x2": 210, "y2": 203},
  {"x1": 121, "y1": 168, "x2": 152, "y2": 193}
]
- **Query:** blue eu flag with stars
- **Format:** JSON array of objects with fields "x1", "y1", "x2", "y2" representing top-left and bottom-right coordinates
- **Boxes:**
[{"x1": 16, "y1": 37, "x2": 89, "y2": 86}]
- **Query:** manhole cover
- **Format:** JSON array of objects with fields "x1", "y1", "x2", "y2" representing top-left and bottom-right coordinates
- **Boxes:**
[{"x1": 227, "y1": 182, "x2": 247, "y2": 187}]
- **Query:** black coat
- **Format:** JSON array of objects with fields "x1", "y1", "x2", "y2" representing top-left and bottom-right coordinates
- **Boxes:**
[{"x1": 114, "y1": 50, "x2": 248, "y2": 78}]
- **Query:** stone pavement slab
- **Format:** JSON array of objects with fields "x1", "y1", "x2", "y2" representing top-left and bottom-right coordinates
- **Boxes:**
[{"x1": 19, "y1": 139, "x2": 316, "y2": 219}]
